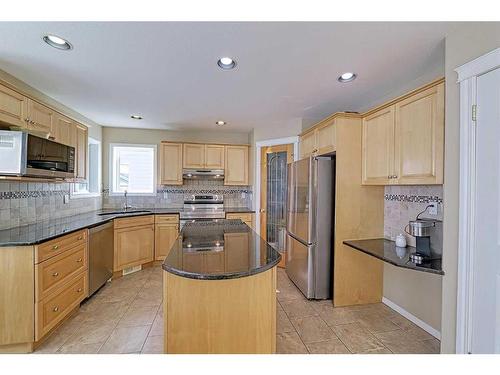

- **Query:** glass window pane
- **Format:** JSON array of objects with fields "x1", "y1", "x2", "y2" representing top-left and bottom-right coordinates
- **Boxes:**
[{"x1": 111, "y1": 145, "x2": 155, "y2": 194}]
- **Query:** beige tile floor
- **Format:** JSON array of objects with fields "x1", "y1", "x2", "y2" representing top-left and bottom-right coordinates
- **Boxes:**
[{"x1": 35, "y1": 265, "x2": 440, "y2": 354}]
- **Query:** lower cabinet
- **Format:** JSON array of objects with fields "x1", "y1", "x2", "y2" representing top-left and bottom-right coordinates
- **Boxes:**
[
  {"x1": 225, "y1": 212, "x2": 254, "y2": 229},
  {"x1": 114, "y1": 216, "x2": 155, "y2": 272},
  {"x1": 154, "y1": 215, "x2": 180, "y2": 261}
]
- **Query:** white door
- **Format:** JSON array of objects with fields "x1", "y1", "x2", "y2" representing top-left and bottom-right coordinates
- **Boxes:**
[{"x1": 471, "y1": 67, "x2": 500, "y2": 353}]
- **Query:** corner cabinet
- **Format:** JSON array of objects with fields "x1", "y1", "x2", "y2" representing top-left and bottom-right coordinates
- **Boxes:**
[
  {"x1": 224, "y1": 145, "x2": 249, "y2": 185},
  {"x1": 299, "y1": 120, "x2": 336, "y2": 159},
  {"x1": 75, "y1": 123, "x2": 88, "y2": 180},
  {"x1": 160, "y1": 142, "x2": 183, "y2": 185},
  {"x1": 362, "y1": 81, "x2": 444, "y2": 185}
]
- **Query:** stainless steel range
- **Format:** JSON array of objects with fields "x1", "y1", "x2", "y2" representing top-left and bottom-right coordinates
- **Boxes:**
[{"x1": 179, "y1": 194, "x2": 225, "y2": 228}]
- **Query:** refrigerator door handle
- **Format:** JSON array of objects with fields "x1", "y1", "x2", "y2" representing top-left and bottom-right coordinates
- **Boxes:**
[{"x1": 287, "y1": 231, "x2": 315, "y2": 247}]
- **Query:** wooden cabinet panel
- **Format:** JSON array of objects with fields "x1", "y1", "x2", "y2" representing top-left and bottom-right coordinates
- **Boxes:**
[
  {"x1": 0, "y1": 83, "x2": 28, "y2": 128},
  {"x1": 160, "y1": 142, "x2": 183, "y2": 185},
  {"x1": 183, "y1": 143, "x2": 205, "y2": 168},
  {"x1": 224, "y1": 233, "x2": 250, "y2": 272},
  {"x1": 299, "y1": 130, "x2": 317, "y2": 159},
  {"x1": 224, "y1": 145, "x2": 249, "y2": 185},
  {"x1": 51, "y1": 113, "x2": 74, "y2": 146},
  {"x1": 226, "y1": 213, "x2": 254, "y2": 229},
  {"x1": 35, "y1": 243, "x2": 87, "y2": 301},
  {"x1": 155, "y1": 214, "x2": 179, "y2": 224},
  {"x1": 394, "y1": 82, "x2": 444, "y2": 184},
  {"x1": 362, "y1": 106, "x2": 395, "y2": 185},
  {"x1": 205, "y1": 144, "x2": 225, "y2": 169},
  {"x1": 114, "y1": 224, "x2": 154, "y2": 271},
  {"x1": 317, "y1": 122, "x2": 336, "y2": 155},
  {"x1": 35, "y1": 272, "x2": 87, "y2": 341},
  {"x1": 75, "y1": 123, "x2": 87, "y2": 180},
  {"x1": 155, "y1": 222, "x2": 179, "y2": 261},
  {"x1": 114, "y1": 215, "x2": 154, "y2": 229},
  {"x1": 35, "y1": 229, "x2": 87, "y2": 264},
  {"x1": 27, "y1": 99, "x2": 54, "y2": 135}
]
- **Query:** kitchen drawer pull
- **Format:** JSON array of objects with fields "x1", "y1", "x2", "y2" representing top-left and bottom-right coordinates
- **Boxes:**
[
  {"x1": 52, "y1": 272, "x2": 59, "y2": 277},
  {"x1": 53, "y1": 306, "x2": 59, "y2": 312},
  {"x1": 52, "y1": 245, "x2": 59, "y2": 250},
  {"x1": 76, "y1": 258, "x2": 83, "y2": 263},
  {"x1": 77, "y1": 288, "x2": 83, "y2": 293},
  {"x1": 77, "y1": 236, "x2": 83, "y2": 240}
]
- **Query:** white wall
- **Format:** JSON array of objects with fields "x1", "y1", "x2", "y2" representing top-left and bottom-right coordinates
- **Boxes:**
[{"x1": 440, "y1": 22, "x2": 500, "y2": 353}]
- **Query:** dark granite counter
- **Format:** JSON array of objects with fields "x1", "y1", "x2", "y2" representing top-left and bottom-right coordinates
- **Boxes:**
[
  {"x1": 223, "y1": 207, "x2": 255, "y2": 213},
  {"x1": 343, "y1": 238, "x2": 444, "y2": 275},
  {"x1": 162, "y1": 219, "x2": 281, "y2": 280}
]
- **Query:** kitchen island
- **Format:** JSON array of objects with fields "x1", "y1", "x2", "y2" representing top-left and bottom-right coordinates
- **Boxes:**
[{"x1": 162, "y1": 219, "x2": 281, "y2": 354}]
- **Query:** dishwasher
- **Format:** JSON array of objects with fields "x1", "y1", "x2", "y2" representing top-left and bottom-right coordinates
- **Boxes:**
[{"x1": 88, "y1": 221, "x2": 114, "y2": 296}]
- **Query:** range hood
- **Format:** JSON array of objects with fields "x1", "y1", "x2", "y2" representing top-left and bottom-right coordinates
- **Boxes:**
[{"x1": 182, "y1": 169, "x2": 224, "y2": 180}]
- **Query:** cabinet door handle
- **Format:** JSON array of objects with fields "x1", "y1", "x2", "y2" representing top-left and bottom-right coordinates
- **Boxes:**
[
  {"x1": 77, "y1": 236, "x2": 83, "y2": 240},
  {"x1": 52, "y1": 245, "x2": 59, "y2": 250},
  {"x1": 52, "y1": 272, "x2": 59, "y2": 277},
  {"x1": 77, "y1": 288, "x2": 83, "y2": 293},
  {"x1": 76, "y1": 258, "x2": 82, "y2": 263},
  {"x1": 52, "y1": 306, "x2": 59, "y2": 312}
]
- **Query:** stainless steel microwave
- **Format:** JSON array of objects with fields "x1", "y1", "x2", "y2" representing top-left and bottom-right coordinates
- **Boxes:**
[{"x1": 0, "y1": 130, "x2": 75, "y2": 179}]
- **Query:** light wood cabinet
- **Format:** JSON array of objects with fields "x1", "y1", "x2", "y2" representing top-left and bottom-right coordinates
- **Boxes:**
[
  {"x1": 183, "y1": 143, "x2": 205, "y2": 168},
  {"x1": 155, "y1": 215, "x2": 179, "y2": 261},
  {"x1": 114, "y1": 217, "x2": 155, "y2": 272},
  {"x1": 51, "y1": 113, "x2": 75, "y2": 146},
  {"x1": 299, "y1": 120, "x2": 336, "y2": 159},
  {"x1": 0, "y1": 82, "x2": 28, "y2": 129},
  {"x1": 27, "y1": 99, "x2": 54, "y2": 136},
  {"x1": 75, "y1": 123, "x2": 88, "y2": 180},
  {"x1": 160, "y1": 142, "x2": 183, "y2": 185},
  {"x1": 362, "y1": 106, "x2": 395, "y2": 185},
  {"x1": 205, "y1": 144, "x2": 225, "y2": 169},
  {"x1": 224, "y1": 145, "x2": 249, "y2": 185},
  {"x1": 225, "y1": 212, "x2": 254, "y2": 230},
  {"x1": 362, "y1": 81, "x2": 444, "y2": 185}
]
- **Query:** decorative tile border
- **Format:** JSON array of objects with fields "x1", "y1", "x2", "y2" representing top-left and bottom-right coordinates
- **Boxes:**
[
  {"x1": 384, "y1": 194, "x2": 443, "y2": 204},
  {"x1": 0, "y1": 190, "x2": 70, "y2": 199},
  {"x1": 102, "y1": 186, "x2": 252, "y2": 196}
]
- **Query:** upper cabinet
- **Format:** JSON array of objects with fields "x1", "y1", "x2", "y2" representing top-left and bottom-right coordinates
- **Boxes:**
[
  {"x1": 299, "y1": 120, "x2": 336, "y2": 159},
  {"x1": 160, "y1": 142, "x2": 183, "y2": 185},
  {"x1": 224, "y1": 145, "x2": 249, "y2": 186},
  {"x1": 0, "y1": 82, "x2": 28, "y2": 128},
  {"x1": 362, "y1": 80, "x2": 444, "y2": 185},
  {"x1": 52, "y1": 113, "x2": 76, "y2": 147},
  {"x1": 183, "y1": 143, "x2": 225, "y2": 169},
  {"x1": 75, "y1": 124, "x2": 88, "y2": 180},
  {"x1": 26, "y1": 99, "x2": 54, "y2": 136}
]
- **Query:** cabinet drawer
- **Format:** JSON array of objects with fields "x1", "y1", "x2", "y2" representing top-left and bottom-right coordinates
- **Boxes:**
[
  {"x1": 114, "y1": 215, "x2": 154, "y2": 229},
  {"x1": 35, "y1": 229, "x2": 87, "y2": 264},
  {"x1": 35, "y1": 243, "x2": 87, "y2": 302},
  {"x1": 155, "y1": 214, "x2": 179, "y2": 224},
  {"x1": 35, "y1": 272, "x2": 87, "y2": 341},
  {"x1": 226, "y1": 213, "x2": 253, "y2": 222}
]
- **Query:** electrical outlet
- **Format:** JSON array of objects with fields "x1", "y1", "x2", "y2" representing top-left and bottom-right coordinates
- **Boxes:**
[{"x1": 428, "y1": 201, "x2": 438, "y2": 216}]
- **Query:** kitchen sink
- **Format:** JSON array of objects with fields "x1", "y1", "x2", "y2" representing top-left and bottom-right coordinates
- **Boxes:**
[{"x1": 98, "y1": 210, "x2": 152, "y2": 216}]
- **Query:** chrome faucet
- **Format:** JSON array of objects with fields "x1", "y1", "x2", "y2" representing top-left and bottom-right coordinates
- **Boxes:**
[{"x1": 123, "y1": 190, "x2": 133, "y2": 211}]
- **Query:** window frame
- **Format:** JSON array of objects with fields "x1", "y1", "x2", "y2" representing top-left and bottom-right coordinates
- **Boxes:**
[
  {"x1": 108, "y1": 142, "x2": 157, "y2": 197},
  {"x1": 71, "y1": 137, "x2": 102, "y2": 199}
]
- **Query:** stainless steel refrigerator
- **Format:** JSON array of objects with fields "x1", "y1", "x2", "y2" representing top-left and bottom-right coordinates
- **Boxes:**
[{"x1": 286, "y1": 157, "x2": 334, "y2": 299}]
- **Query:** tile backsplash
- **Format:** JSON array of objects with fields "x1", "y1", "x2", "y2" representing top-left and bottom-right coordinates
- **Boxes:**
[
  {"x1": 384, "y1": 185, "x2": 444, "y2": 252},
  {"x1": 103, "y1": 179, "x2": 252, "y2": 209},
  {"x1": 0, "y1": 181, "x2": 102, "y2": 230}
]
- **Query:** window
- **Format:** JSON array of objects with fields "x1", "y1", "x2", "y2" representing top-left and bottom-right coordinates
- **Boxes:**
[
  {"x1": 110, "y1": 143, "x2": 157, "y2": 195},
  {"x1": 72, "y1": 137, "x2": 101, "y2": 197}
]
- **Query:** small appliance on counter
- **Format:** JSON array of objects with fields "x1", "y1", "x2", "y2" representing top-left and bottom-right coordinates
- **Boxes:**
[{"x1": 405, "y1": 206, "x2": 442, "y2": 264}]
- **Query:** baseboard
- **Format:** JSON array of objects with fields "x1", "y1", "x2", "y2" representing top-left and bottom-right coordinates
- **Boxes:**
[{"x1": 382, "y1": 297, "x2": 441, "y2": 340}]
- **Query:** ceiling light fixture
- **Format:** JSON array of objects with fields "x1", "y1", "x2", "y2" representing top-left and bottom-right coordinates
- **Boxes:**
[
  {"x1": 216, "y1": 120, "x2": 226, "y2": 126},
  {"x1": 130, "y1": 115, "x2": 143, "y2": 120},
  {"x1": 42, "y1": 34, "x2": 72, "y2": 50},
  {"x1": 217, "y1": 57, "x2": 236, "y2": 70},
  {"x1": 338, "y1": 72, "x2": 357, "y2": 83}
]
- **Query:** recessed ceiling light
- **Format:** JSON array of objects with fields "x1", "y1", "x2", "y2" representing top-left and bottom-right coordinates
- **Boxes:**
[
  {"x1": 217, "y1": 57, "x2": 236, "y2": 70},
  {"x1": 338, "y1": 72, "x2": 357, "y2": 83},
  {"x1": 216, "y1": 120, "x2": 226, "y2": 126},
  {"x1": 130, "y1": 115, "x2": 143, "y2": 120},
  {"x1": 42, "y1": 34, "x2": 72, "y2": 50}
]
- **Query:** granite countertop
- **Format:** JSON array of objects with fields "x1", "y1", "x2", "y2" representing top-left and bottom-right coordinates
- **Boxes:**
[
  {"x1": 162, "y1": 219, "x2": 281, "y2": 280},
  {"x1": 0, "y1": 207, "x2": 255, "y2": 247},
  {"x1": 223, "y1": 207, "x2": 255, "y2": 213},
  {"x1": 343, "y1": 238, "x2": 444, "y2": 275}
]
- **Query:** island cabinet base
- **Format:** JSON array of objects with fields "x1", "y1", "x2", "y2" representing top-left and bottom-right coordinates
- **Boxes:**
[{"x1": 163, "y1": 268, "x2": 277, "y2": 354}]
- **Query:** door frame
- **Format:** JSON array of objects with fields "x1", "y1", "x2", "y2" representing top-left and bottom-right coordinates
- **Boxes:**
[
  {"x1": 455, "y1": 47, "x2": 500, "y2": 354},
  {"x1": 254, "y1": 136, "x2": 299, "y2": 237}
]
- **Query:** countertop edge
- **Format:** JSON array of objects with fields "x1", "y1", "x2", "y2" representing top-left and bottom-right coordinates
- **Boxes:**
[
  {"x1": 343, "y1": 239, "x2": 444, "y2": 276},
  {"x1": 162, "y1": 254, "x2": 281, "y2": 280}
]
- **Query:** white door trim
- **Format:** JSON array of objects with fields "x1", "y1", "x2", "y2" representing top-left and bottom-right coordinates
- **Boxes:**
[
  {"x1": 254, "y1": 136, "x2": 299, "y2": 236},
  {"x1": 455, "y1": 47, "x2": 500, "y2": 354}
]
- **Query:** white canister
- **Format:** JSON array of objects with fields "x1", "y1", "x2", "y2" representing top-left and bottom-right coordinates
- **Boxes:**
[{"x1": 395, "y1": 233, "x2": 407, "y2": 248}]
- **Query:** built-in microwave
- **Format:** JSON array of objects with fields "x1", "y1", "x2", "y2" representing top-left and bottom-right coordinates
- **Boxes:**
[{"x1": 0, "y1": 130, "x2": 75, "y2": 179}]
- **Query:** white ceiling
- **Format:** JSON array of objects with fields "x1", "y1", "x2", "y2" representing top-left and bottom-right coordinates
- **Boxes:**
[{"x1": 0, "y1": 22, "x2": 451, "y2": 132}]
